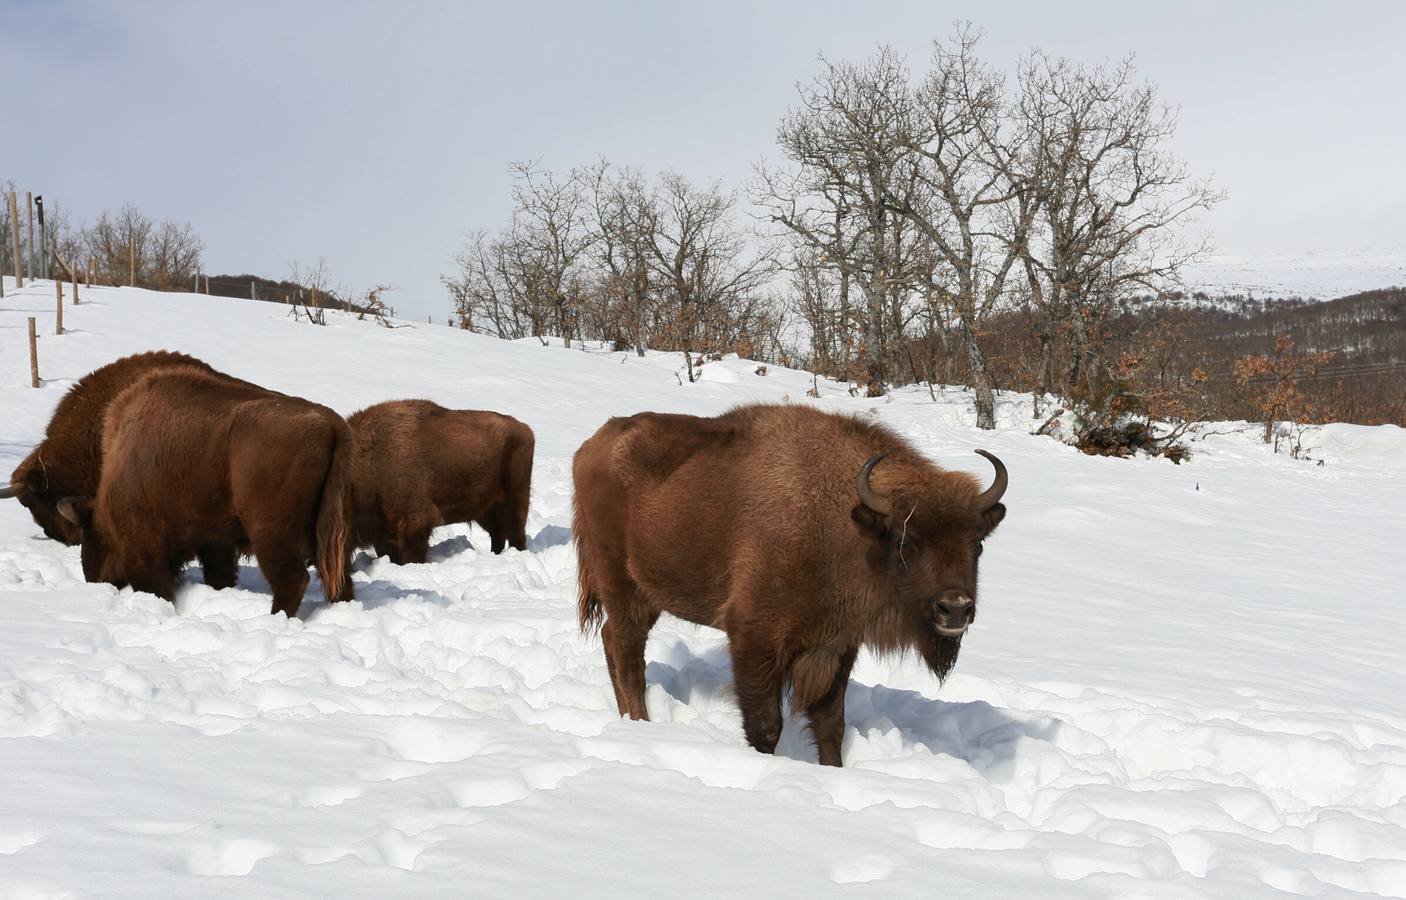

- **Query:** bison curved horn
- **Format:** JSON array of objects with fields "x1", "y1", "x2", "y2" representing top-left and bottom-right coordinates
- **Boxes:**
[
  {"x1": 57, "y1": 496, "x2": 82, "y2": 526},
  {"x1": 856, "y1": 453, "x2": 893, "y2": 518},
  {"x1": 974, "y1": 450, "x2": 1008, "y2": 510},
  {"x1": 0, "y1": 482, "x2": 22, "y2": 499}
]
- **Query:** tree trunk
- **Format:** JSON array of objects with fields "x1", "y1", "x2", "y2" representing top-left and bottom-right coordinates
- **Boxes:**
[
  {"x1": 863, "y1": 283, "x2": 886, "y2": 396},
  {"x1": 1034, "y1": 331, "x2": 1053, "y2": 417},
  {"x1": 962, "y1": 321, "x2": 996, "y2": 430}
]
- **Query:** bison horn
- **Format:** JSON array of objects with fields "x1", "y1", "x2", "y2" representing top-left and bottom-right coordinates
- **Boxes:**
[
  {"x1": 856, "y1": 453, "x2": 892, "y2": 518},
  {"x1": 57, "y1": 496, "x2": 82, "y2": 526},
  {"x1": 974, "y1": 450, "x2": 1008, "y2": 510},
  {"x1": 0, "y1": 481, "x2": 21, "y2": 499}
]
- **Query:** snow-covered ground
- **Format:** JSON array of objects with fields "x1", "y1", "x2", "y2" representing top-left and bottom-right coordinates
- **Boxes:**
[
  {"x1": 1184, "y1": 247, "x2": 1406, "y2": 301},
  {"x1": 1, "y1": 277, "x2": 1403, "y2": 898}
]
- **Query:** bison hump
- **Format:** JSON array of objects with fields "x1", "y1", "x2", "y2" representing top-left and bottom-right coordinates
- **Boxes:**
[{"x1": 617, "y1": 416, "x2": 740, "y2": 482}]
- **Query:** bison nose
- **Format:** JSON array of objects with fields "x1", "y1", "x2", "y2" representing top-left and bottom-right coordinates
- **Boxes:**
[{"x1": 936, "y1": 590, "x2": 975, "y2": 624}]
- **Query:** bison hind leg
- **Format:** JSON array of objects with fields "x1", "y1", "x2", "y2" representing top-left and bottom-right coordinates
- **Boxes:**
[
  {"x1": 484, "y1": 501, "x2": 527, "y2": 554},
  {"x1": 601, "y1": 610, "x2": 658, "y2": 721},
  {"x1": 252, "y1": 542, "x2": 310, "y2": 618}
]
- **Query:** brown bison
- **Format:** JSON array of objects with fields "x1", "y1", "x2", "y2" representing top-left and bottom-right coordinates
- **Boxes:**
[
  {"x1": 3, "y1": 351, "x2": 223, "y2": 545},
  {"x1": 572, "y1": 403, "x2": 1008, "y2": 766},
  {"x1": 58, "y1": 366, "x2": 356, "y2": 616},
  {"x1": 348, "y1": 400, "x2": 534, "y2": 564}
]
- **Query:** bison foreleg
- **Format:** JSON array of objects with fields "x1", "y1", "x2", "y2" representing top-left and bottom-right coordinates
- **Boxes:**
[
  {"x1": 729, "y1": 628, "x2": 786, "y2": 755},
  {"x1": 128, "y1": 564, "x2": 177, "y2": 604},
  {"x1": 802, "y1": 646, "x2": 858, "y2": 767},
  {"x1": 197, "y1": 545, "x2": 239, "y2": 591}
]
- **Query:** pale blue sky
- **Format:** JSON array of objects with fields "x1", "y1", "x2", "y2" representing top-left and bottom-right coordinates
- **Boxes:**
[{"x1": 3, "y1": 0, "x2": 1402, "y2": 319}]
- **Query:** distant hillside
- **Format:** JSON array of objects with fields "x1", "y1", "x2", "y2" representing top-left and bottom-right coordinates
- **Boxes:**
[
  {"x1": 1182, "y1": 248, "x2": 1406, "y2": 301},
  {"x1": 202, "y1": 274, "x2": 372, "y2": 315},
  {"x1": 972, "y1": 287, "x2": 1406, "y2": 427}
]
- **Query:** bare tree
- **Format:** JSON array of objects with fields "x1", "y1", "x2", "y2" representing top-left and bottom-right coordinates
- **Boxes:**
[
  {"x1": 648, "y1": 172, "x2": 777, "y2": 355},
  {"x1": 147, "y1": 220, "x2": 204, "y2": 290},
  {"x1": 288, "y1": 257, "x2": 332, "y2": 324},
  {"x1": 755, "y1": 47, "x2": 927, "y2": 395},
  {"x1": 584, "y1": 160, "x2": 657, "y2": 355},
  {"x1": 449, "y1": 161, "x2": 779, "y2": 359},
  {"x1": 80, "y1": 204, "x2": 202, "y2": 290},
  {"x1": 883, "y1": 28, "x2": 1040, "y2": 429},
  {"x1": 509, "y1": 162, "x2": 594, "y2": 347},
  {"x1": 1016, "y1": 52, "x2": 1222, "y2": 412}
]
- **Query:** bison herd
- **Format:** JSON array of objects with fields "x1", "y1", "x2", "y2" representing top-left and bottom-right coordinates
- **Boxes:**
[{"x1": 3, "y1": 350, "x2": 1009, "y2": 766}]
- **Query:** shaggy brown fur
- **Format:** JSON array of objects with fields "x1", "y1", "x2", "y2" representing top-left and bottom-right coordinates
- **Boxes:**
[
  {"x1": 572, "y1": 403, "x2": 1008, "y2": 766},
  {"x1": 61, "y1": 366, "x2": 356, "y2": 616},
  {"x1": 348, "y1": 400, "x2": 534, "y2": 564},
  {"x1": 4, "y1": 351, "x2": 223, "y2": 545}
]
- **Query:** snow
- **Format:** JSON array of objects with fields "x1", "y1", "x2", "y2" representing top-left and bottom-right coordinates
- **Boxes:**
[
  {"x1": 1183, "y1": 247, "x2": 1406, "y2": 301},
  {"x1": 1, "y1": 276, "x2": 1404, "y2": 898}
]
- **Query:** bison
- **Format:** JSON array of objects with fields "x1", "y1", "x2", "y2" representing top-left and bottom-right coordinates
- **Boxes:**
[
  {"x1": 2, "y1": 351, "x2": 224, "y2": 546},
  {"x1": 58, "y1": 365, "x2": 356, "y2": 616},
  {"x1": 572, "y1": 403, "x2": 1008, "y2": 766},
  {"x1": 348, "y1": 400, "x2": 534, "y2": 564}
]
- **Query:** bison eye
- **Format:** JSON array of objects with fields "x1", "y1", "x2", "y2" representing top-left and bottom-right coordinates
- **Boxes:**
[{"x1": 974, "y1": 543, "x2": 984, "y2": 558}]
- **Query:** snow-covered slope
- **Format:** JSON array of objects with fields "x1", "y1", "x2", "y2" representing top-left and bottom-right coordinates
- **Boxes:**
[
  {"x1": 1183, "y1": 247, "x2": 1406, "y2": 301},
  {"x1": 1, "y1": 277, "x2": 1404, "y2": 898}
]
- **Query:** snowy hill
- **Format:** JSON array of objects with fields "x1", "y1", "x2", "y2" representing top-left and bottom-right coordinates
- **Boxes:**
[
  {"x1": 1, "y1": 277, "x2": 1404, "y2": 898},
  {"x1": 1183, "y1": 247, "x2": 1406, "y2": 301}
]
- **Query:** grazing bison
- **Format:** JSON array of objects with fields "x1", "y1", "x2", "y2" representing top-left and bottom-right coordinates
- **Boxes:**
[
  {"x1": 58, "y1": 366, "x2": 356, "y2": 616},
  {"x1": 572, "y1": 404, "x2": 1008, "y2": 766},
  {"x1": 348, "y1": 400, "x2": 534, "y2": 564},
  {"x1": 2, "y1": 351, "x2": 223, "y2": 546}
]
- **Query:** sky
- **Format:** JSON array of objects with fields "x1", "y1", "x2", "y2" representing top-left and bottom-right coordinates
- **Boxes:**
[{"x1": 3, "y1": 0, "x2": 1403, "y2": 321}]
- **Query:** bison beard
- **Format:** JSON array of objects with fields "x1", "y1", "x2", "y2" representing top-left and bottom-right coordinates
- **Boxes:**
[
  {"x1": 348, "y1": 400, "x2": 534, "y2": 564},
  {"x1": 61, "y1": 366, "x2": 356, "y2": 616},
  {"x1": 572, "y1": 403, "x2": 1007, "y2": 766}
]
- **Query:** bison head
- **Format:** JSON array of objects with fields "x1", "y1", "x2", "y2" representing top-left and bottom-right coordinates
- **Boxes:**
[
  {"x1": 56, "y1": 496, "x2": 118, "y2": 586},
  {"x1": 851, "y1": 450, "x2": 1007, "y2": 638},
  {"x1": 2, "y1": 460, "x2": 84, "y2": 545}
]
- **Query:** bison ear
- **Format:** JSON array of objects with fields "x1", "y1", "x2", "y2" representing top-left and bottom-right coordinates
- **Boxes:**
[
  {"x1": 851, "y1": 504, "x2": 890, "y2": 540},
  {"x1": 57, "y1": 496, "x2": 92, "y2": 527},
  {"x1": 981, "y1": 502, "x2": 1006, "y2": 536}
]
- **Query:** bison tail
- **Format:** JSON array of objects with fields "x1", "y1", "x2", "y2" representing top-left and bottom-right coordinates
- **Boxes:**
[
  {"x1": 572, "y1": 498, "x2": 603, "y2": 634},
  {"x1": 316, "y1": 416, "x2": 355, "y2": 603}
]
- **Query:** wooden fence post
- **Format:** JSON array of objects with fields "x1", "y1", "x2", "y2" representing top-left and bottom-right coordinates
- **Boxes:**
[
  {"x1": 128, "y1": 238, "x2": 136, "y2": 286},
  {"x1": 25, "y1": 192, "x2": 34, "y2": 281},
  {"x1": 8, "y1": 193, "x2": 21, "y2": 288},
  {"x1": 204, "y1": 275, "x2": 210, "y2": 294},
  {"x1": 55, "y1": 275, "x2": 63, "y2": 334},
  {"x1": 28, "y1": 317, "x2": 39, "y2": 387},
  {"x1": 71, "y1": 260, "x2": 79, "y2": 305}
]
